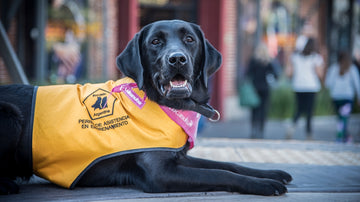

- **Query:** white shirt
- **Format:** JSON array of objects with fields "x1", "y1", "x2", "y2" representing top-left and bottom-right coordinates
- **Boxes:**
[
  {"x1": 291, "y1": 53, "x2": 324, "y2": 92},
  {"x1": 325, "y1": 64, "x2": 360, "y2": 101}
]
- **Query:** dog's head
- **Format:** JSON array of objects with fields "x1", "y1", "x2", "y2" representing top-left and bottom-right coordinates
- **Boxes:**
[{"x1": 117, "y1": 20, "x2": 222, "y2": 119}]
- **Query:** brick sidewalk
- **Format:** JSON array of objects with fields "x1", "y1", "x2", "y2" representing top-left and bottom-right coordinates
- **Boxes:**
[
  {"x1": 190, "y1": 138, "x2": 360, "y2": 166},
  {"x1": 1, "y1": 138, "x2": 360, "y2": 202}
]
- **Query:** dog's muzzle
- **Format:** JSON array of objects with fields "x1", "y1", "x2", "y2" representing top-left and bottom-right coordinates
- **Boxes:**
[{"x1": 156, "y1": 52, "x2": 193, "y2": 99}]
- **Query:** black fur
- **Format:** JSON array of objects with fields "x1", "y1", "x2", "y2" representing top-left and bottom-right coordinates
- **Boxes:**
[
  {"x1": 117, "y1": 20, "x2": 221, "y2": 118},
  {"x1": 0, "y1": 85, "x2": 34, "y2": 194},
  {"x1": 0, "y1": 20, "x2": 292, "y2": 196}
]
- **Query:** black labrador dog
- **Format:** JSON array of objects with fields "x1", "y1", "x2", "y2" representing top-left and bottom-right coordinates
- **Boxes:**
[{"x1": 0, "y1": 20, "x2": 292, "y2": 196}]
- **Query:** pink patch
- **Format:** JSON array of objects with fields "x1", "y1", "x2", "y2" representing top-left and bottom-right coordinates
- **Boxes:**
[
  {"x1": 110, "y1": 83, "x2": 146, "y2": 109},
  {"x1": 160, "y1": 106, "x2": 200, "y2": 149},
  {"x1": 110, "y1": 82, "x2": 200, "y2": 149}
]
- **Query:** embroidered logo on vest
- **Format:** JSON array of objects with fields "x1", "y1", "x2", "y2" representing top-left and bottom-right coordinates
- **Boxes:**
[
  {"x1": 83, "y1": 88, "x2": 117, "y2": 120},
  {"x1": 92, "y1": 96, "x2": 108, "y2": 110}
]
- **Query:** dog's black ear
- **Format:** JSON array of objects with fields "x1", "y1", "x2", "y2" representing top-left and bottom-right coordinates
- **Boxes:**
[
  {"x1": 192, "y1": 24, "x2": 222, "y2": 88},
  {"x1": 116, "y1": 33, "x2": 144, "y2": 89},
  {"x1": 203, "y1": 40, "x2": 222, "y2": 86}
]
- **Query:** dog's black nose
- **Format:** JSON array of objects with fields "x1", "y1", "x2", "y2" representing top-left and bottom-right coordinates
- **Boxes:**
[{"x1": 168, "y1": 52, "x2": 187, "y2": 66}]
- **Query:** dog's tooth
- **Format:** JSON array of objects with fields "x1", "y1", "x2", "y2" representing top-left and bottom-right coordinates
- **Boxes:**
[{"x1": 170, "y1": 80, "x2": 187, "y2": 88}]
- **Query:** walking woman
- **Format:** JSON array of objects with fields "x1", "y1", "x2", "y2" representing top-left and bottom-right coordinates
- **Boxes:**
[
  {"x1": 286, "y1": 38, "x2": 324, "y2": 140},
  {"x1": 246, "y1": 43, "x2": 279, "y2": 139},
  {"x1": 325, "y1": 51, "x2": 360, "y2": 143}
]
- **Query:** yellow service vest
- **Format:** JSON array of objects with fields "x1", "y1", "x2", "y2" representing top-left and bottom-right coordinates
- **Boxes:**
[{"x1": 32, "y1": 77, "x2": 195, "y2": 189}]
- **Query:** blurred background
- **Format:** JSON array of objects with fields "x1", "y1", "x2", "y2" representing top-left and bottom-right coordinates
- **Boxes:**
[{"x1": 0, "y1": 0, "x2": 359, "y2": 122}]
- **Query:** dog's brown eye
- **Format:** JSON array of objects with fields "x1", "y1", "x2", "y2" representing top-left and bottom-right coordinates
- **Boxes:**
[
  {"x1": 185, "y1": 36, "x2": 194, "y2": 43},
  {"x1": 152, "y1": 39, "x2": 161, "y2": 45}
]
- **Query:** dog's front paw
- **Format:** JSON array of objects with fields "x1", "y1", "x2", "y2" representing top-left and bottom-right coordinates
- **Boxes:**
[
  {"x1": 262, "y1": 170, "x2": 293, "y2": 184},
  {"x1": 0, "y1": 178, "x2": 19, "y2": 195},
  {"x1": 245, "y1": 178, "x2": 288, "y2": 196}
]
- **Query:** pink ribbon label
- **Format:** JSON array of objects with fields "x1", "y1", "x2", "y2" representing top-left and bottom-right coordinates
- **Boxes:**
[
  {"x1": 110, "y1": 83, "x2": 147, "y2": 109},
  {"x1": 160, "y1": 106, "x2": 200, "y2": 149},
  {"x1": 110, "y1": 82, "x2": 200, "y2": 148}
]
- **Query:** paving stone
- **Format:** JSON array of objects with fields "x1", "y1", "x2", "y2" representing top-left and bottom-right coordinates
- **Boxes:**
[{"x1": 1, "y1": 116, "x2": 360, "y2": 201}]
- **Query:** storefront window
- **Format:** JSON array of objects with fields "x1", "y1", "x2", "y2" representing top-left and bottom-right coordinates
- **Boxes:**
[
  {"x1": 238, "y1": 0, "x2": 297, "y2": 74},
  {"x1": 237, "y1": 0, "x2": 258, "y2": 73},
  {"x1": 139, "y1": 0, "x2": 197, "y2": 28},
  {"x1": 263, "y1": 0, "x2": 297, "y2": 61},
  {"x1": 45, "y1": 0, "x2": 104, "y2": 84},
  {"x1": 328, "y1": 0, "x2": 352, "y2": 64},
  {"x1": 353, "y1": 0, "x2": 360, "y2": 66}
]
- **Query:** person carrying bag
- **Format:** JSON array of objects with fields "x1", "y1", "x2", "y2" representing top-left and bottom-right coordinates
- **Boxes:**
[{"x1": 240, "y1": 43, "x2": 278, "y2": 139}]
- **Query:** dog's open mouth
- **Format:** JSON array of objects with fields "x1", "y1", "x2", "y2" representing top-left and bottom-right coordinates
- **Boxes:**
[{"x1": 160, "y1": 75, "x2": 192, "y2": 99}]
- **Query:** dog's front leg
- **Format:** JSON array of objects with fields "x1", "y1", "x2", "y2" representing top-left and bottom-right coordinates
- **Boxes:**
[
  {"x1": 178, "y1": 155, "x2": 292, "y2": 184},
  {"x1": 135, "y1": 152, "x2": 287, "y2": 196}
]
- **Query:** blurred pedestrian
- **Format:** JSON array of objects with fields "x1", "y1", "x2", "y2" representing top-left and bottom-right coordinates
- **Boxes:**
[
  {"x1": 246, "y1": 43, "x2": 279, "y2": 139},
  {"x1": 47, "y1": 0, "x2": 85, "y2": 84},
  {"x1": 286, "y1": 38, "x2": 324, "y2": 140},
  {"x1": 325, "y1": 51, "x2": 360, "y2": 143}
]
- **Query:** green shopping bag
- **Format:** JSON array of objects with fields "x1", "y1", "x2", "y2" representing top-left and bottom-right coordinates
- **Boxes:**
[{"x1": 238, "y1": 79, "x2": 260, "y2": 108}]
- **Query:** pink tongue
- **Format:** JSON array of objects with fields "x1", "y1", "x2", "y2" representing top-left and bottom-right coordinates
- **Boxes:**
[{"x1": 171, "y1": 79, "x2": 185, "y2": 86}]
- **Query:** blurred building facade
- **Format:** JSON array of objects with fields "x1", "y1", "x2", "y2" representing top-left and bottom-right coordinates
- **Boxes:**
[{"x1": 0, "y1": 0, "x2": 359, "y2": 120}]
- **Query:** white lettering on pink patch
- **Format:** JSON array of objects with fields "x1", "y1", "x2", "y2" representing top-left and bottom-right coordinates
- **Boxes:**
[
  {"x1": 110, "y1": 82, "x2": 200, "y2": 149},
  {"x1": 160, "y1": 106, "x2": 200, "y2": 149},
  {"x1": 110, "y1": 83, "x2": 146, "y2": 109}
]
